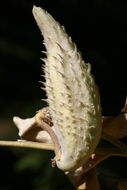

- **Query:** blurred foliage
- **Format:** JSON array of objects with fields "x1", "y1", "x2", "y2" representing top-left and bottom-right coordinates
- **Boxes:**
[
  {"x1": 0, "y1": 147, "x2": 73, "y2": 190},
  {"x1": 0, "y1": 0, "x2": 127, "y2": 189}
]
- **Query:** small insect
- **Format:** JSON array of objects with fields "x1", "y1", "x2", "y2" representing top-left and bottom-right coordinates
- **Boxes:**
[{"x1": 33, "y1": 5, "x2": 102, "y2": 171}]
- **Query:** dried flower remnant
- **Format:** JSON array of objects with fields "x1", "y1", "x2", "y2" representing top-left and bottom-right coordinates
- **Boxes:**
[
  {"x1": 32, "y1": 6, "x2": 102, "y2": 171},
  {"x1": 13, "y1": 108, "x2": 53, "y2": 144}
]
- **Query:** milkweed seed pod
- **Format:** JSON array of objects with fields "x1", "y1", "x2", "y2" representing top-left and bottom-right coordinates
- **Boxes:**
[{"x1": 33, "y1": 6, "x2": 102, "y2": 171}]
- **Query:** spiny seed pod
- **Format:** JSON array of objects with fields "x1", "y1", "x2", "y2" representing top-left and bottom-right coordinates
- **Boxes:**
[{"x1": 33, "y1": 5, "x2": 102, "y2": 171}]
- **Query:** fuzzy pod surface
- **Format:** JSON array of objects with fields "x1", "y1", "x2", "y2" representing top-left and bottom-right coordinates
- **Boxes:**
[{"x1": 33, "y1": 6, "x2": 102, "y2": 171}]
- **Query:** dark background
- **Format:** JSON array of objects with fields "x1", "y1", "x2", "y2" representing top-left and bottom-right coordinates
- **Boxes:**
[{"x1": 0, "y1": 0, "x2": 127, "y2": 189}]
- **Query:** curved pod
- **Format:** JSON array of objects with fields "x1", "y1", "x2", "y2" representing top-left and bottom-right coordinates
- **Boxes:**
[{"x1": 33, "y1": 6, "x2": 102, "y2": 171}]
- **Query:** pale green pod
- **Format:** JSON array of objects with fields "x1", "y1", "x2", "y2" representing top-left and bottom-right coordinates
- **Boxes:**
[{"x1": 33, "y1": 6, "x2": 102, "y2": 171}]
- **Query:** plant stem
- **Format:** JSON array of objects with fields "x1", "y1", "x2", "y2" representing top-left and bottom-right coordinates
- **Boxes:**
[
  {"x1": 35, "y1": 112, "x2": 61, "y2": 159},
  {"x1": 0, "y1": 140, "x2": 54, "y2": 150}
]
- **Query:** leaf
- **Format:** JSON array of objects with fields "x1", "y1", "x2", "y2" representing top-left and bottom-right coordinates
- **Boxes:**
[
  {"x1": 67, "y1": 168, "x2": 100, "y2": 190},
  {"x1": 102, "y1": 114, "x2": 127, "y2": 139},
  {"x1": 118, "y1": 181, "x2": 127, "y2": 190},
  {"x1": 67, "y1": 146, "x2": 127, "y2": 177},
  {"x1": 102, "y1": 98, "x2": 127, "y2": 139},
  {"x1": 121, "y1": 97, "x2": 127, "y2": 113}
]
